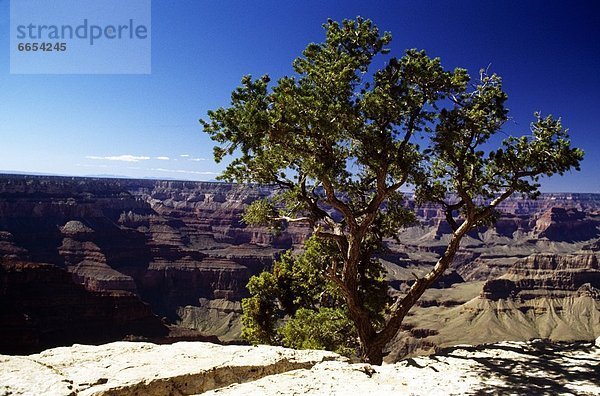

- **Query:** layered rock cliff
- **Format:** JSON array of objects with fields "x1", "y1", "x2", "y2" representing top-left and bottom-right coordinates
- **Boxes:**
[
  {"x1": 482, "y1": 252, "x2": 600, "y2": 300},
  {"x1": 0, "y1": 175, "x2": 304, "y2": 351},
  {"x1": 0, "y1": 259, "x2": 168, "y2": 354},
  {"x1": 1, "y1": 174, "x2": 600, "y2": 354},
  {"x1": 385, "y1": 250, "x2": 600, "y2": 360}
]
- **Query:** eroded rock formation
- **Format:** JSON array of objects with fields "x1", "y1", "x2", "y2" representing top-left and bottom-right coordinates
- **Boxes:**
[
  {"x1": 385, "y1": 251, "x2": 600, "y2": 360},
  {"x1": 1, "y1": 174, "x2": 600, "y2": 355},
  {"x1": 0, "y1": 259, "x2": 168, "y2": 354},
  {"x1": 483, "y1": 252, "x2": 600, "y2": 300}
]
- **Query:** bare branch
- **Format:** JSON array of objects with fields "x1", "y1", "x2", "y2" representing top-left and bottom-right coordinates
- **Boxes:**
[{"x1": 321, "y1": 178, "x2": 358, "y2": 231}]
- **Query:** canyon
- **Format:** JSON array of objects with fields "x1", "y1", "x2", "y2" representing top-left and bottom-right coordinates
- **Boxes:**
[{"x1": 1, "y1": 174, "x2": 599, "y2": 358}]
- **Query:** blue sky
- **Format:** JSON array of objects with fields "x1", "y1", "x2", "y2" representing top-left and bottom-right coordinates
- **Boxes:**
[{"x1": 0, "y1": 0, "x2": 598, "y2": 191}]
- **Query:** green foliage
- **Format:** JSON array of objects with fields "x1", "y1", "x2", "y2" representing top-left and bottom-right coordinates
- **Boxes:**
[
  {"x1": 242, "y1": 199, "x2": 278, "y2": 227},
  {"x1": 418, "y1": 73, "x2": 584, "y2": 204},
  {"x1": 203, "y1": 17, "x2": 583, "y2": 362},
  {"x1": 241, "y1": 271, "x2": 278, "y2": 344},
  {"x1": 279, "y1": 308, "x2": 358, "y2": 357},
  {"x1": 241, "y1": 236, "x2": 340, "y2": 346},
  {"x1": 241, "y1": 236, "x2": 388, "y2": 355}
]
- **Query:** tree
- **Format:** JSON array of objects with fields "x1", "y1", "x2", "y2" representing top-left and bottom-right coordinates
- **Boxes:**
[{"x1": 200, "y1": 17, "x2": 583, "y2": 364}]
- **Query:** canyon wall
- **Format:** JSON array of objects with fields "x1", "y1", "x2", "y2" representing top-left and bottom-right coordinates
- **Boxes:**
[
  {"x1": 0, "y1": 259, "x2": 168, "y2": 354},
  {"x1": 1, "y1": 174, "x2": 599, "y2": 354}
]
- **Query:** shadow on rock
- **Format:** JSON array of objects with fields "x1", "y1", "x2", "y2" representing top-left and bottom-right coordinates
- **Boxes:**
[{"x1": 444, "y1": 340, "x2": 599, "y2": 395}]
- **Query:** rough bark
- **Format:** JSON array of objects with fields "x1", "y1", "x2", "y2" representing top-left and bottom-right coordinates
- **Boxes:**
[{"x1": 352, "y1": 220, "x2": 472, "y2": 365}]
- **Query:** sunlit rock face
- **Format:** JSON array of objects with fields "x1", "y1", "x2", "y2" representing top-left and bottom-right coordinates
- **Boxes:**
[
  {"x1": 1, "y1": 174, "x2": 600, "y2": 354},
  {"x1": 384, "y1": 251, "x2": 600, "y2": 361},
  {"x1": 482, "y1": 252, "x2": 600, "y2": 300},
  {"x1": 0, "y1": 340, "x2": 597, "y2": 396},
  {"x1": 534, "y1": 207, "x2": 599, "y2": 241}
]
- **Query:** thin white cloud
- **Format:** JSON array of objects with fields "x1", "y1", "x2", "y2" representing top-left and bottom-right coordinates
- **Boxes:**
[
  {"x1": 189, "y1": 157, "x2": 208, "y2": 161},
  {"x1": 155, "y1": 156, "x2": 170, "y2": 160},
  {"x1": 151, "y1": 168, "x2": 218, "y2": 175},
  {"x1": 180, "y1": 154, "x2": 190, "y2": 158},
  {"x1": 86, "y1": 155, "x2": 151, "y2": 162},
  {"x1": 75, "y1": 163, "x2": 218, "y2": 178}
]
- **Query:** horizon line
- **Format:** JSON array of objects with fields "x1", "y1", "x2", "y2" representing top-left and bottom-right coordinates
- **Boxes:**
[{"x1": 0, "y1": 171, "x2": 597, "y2": 195}]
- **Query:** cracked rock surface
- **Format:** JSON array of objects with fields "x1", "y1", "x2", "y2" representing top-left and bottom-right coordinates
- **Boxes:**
[
  {"x1": 204, "y1": 339, "x2": 600, "y2": 396},
  {"x1": 0, "y1": 342, "x2": 341, "y2": 395},
  {"x1": 1, "y1": 339, "x2": 598, "y2": 395}
]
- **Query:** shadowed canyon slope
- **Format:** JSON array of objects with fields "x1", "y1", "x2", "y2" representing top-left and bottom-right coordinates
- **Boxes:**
[{"x1": 1, "y1": 174, "x2": 599, "y2": 356}]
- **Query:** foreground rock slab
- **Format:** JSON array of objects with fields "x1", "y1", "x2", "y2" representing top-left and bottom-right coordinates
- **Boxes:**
[
  {"x1": 0, "y1": 342, "x2": 340, "y2": 395},
  {"x1": 1, "y1": 339, "x2": 598, "y2": 395},
  {"x1": 205, "y1": 339, "x2": 600, "y2": 396}
]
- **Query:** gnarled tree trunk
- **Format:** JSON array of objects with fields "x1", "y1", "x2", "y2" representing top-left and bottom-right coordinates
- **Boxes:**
[{"x1": 348, "y1": 221, "x2": 471, "y2": 365}]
